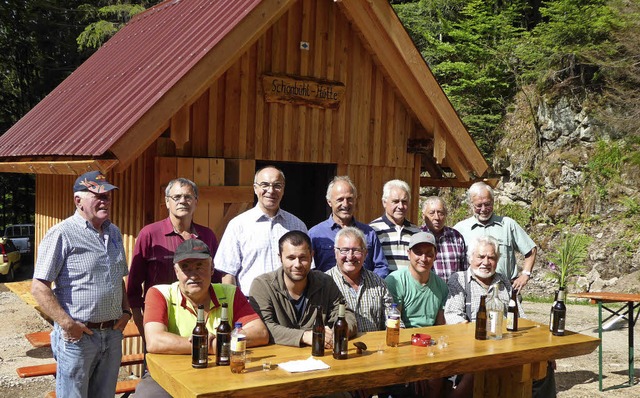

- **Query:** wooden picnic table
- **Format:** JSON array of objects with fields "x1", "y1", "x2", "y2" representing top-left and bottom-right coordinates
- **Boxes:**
[{"x1": 146, "y1": 319, "x2": 599, "y2": 398}]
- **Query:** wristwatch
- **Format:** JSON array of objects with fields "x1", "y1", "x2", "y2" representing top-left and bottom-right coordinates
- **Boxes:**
[
  {"x1": 522, "y1": 270, "x2": 532, "y2": 277},
  {"x1": 123, "y1": 309, "x2": 133, "y2": 317}
]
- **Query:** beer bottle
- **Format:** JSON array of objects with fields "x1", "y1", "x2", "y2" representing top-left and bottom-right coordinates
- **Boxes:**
[
  {"x1": 216, "y1": 303, "x2": 231, "y2": 366},
  {"x1": 333, "y1": 301, "x2": 348, "y2": 359},
  {"x1": 312, "y1": 305, "x2": 325, "y2": 357},
  {"x1": 475, "y1": 295, "x2": 487, "y2": 340},
  {"x1": 386, "y1": 303, "x2": 400, "y2": 347},
  {"x1": 230, "y1": 322, "x2": 246, "y2": 373},
  {"x1": 192, "y1": 304, "x2": 208, "y2": 368},
  {"x1": 551, "y1": 288, "x2": 567, "y2": 336},
  {"x1": 506, "y1": 289, "x2": 519, "y2": 332}
]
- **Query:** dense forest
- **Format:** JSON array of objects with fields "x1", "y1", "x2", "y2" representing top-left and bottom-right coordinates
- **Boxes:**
[{"x1": 1, "y1": 1, "x2": 639, "y2": 257}]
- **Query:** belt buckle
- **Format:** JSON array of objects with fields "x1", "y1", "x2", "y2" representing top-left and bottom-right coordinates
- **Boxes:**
[{"x1": 97, "y1": 321, "x2": 108, "y2": 330}]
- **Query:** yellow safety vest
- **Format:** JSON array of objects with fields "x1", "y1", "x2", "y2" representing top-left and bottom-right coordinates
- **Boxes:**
[{"x1": 154, "y1": 283, "x2": 236, "y2": 337}]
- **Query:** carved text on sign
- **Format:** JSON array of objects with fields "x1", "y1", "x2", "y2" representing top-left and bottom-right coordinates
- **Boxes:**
[{"x1": 262, "y1": 74, "x2": 345, "y2": 109}]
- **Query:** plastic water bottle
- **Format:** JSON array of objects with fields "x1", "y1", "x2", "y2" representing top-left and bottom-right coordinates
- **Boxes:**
[
  {"x1": 487, "y1": 282, "x2": 505, "y2": 340},
  {"x1": 230, "y1": 322, "x2": 246, "y2": 373},
  {"x1": 386, "y1": 303, "x2": 401, "y2": 347}
]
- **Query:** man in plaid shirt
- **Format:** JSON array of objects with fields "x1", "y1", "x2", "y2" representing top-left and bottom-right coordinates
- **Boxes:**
[{"x1": 421, "y1": 196, "x2": 467, "y2": 283}]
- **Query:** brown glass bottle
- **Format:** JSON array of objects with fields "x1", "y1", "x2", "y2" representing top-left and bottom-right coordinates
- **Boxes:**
[
  {"x1": 475, "y1": 295, "x2": 487, "y2": 340},
  {"x1": 192, "y1": 304, "x2": 208, "y2": 368},
  {"x1": 333, "y1": 301, "x2": 348, "y2": 359},
  {"x1": 216, "y1": 303, "x2": 231, "y2": 366},
  {"x1": 506, "y1": 289, "x2": 519, "y2": 332},
  {"x1": 312, "y1": 305, "x2": 325, "y2": 357}
]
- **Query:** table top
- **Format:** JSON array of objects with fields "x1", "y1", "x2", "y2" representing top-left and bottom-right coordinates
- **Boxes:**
[
  {"x1": 570, "y1": 292, "x2": 640, "y2": 303},
  {"x1": 146, "y1": 319, "x2": 599, "y2": 398}
]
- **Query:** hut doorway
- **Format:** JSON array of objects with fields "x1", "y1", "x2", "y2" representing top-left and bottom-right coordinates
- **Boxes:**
[{"x1": 256, "y1": 161, "x2": 335, "y2": 229}]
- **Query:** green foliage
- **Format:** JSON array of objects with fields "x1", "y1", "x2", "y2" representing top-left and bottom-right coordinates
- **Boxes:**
[
  {"x1": 77, "y1": 3, "x2": 146, "y2": 50},
  {"x1": 545, "y1": 233, "x2": 592, "y2": 289},
  {"x1": 619, "y1": 196, "x2": 640, "y2": 217},
  {"x1": 585, "y1": 139, "x2": 624, "y2": 198}
]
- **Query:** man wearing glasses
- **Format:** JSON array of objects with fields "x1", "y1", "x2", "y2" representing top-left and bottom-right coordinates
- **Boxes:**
[
  {"x1": 326, "y1": 227, "x2": 397, "y2": 332},
  {"x1": 215, "y1": 166, "x2": 307, "y2": 295},
  {"x1": 32, "y1": 171, "x2": 130, "y2": 398},
  {"x1": 454, "y1": 182, "x2": 537, "y2": 292},
  {"x1": 127, "y1": 178, "x2": 220, "y2": 338}
]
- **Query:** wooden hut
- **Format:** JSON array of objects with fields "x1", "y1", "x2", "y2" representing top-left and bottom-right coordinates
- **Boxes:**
[{"x1": 0, "y1": 0, "x2": 490, "y2": 261}]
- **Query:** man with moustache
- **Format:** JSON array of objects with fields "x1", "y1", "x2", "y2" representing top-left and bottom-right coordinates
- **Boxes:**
[
  {"x1": 421, "y1": 196, "x2": 467, "y2": 283},
  {"x1": 385, "y1": 232, "x2": 448, "y2": 328},
  {"x1": 32, "y1": 171, "x2": 130, "y2": 398},
  {"x1": 127, "y1": 178, "x2": 221, "y2": 338},
  {"x1": 249, "y1": 230, "x2": 357, "y2": 347},
  {"x1": 215, "y1": 166, "x2": 307, "y2": 295},
  {"x1": 136, "y1": 239, "x2": 268, "y2": 397},
  {"x1": 369, "y1": 180, "x2": 420, "y2": 272},
  {"x1": 327, "y1": 227, "x2": 397, "y2": 332},
  {"x1": 454, "y1": 182, "x2": 537, "y2": 292},
  {"x1": 309, "y1": 175, "x2": 388, "y2": 278}
]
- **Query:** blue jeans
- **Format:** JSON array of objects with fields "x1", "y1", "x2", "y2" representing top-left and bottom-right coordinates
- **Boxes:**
[{"x1": 51, "y1": 323, "x2": 123, "y2": 398}]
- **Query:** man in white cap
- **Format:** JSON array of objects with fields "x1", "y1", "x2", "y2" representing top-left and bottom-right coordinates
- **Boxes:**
[
  {"x1": 32, "y1": 170, "x2": 131, "y2": 398},
  {"x1": 384, "y1": 231, "x2": 448, "y2": 327}
]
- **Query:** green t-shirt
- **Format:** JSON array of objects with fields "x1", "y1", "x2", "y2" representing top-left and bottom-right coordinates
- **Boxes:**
[{"x1": 385, "y1": 268, "x2": 448, "y2": 328}]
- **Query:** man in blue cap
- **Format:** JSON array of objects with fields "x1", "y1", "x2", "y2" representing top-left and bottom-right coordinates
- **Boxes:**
[{"x1": 32, "y1": 170, "x2": 131, "y2": 398}]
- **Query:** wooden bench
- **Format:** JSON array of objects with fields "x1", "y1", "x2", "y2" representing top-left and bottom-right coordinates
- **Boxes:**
[
  {"x1": 25, "y1": 322, "x2": 141, "y2": 348},
  {"x1": 16, "y1": 353, "x2": 145, "y2": 378},
  {"x1": 43, "y1": 378, "x2": 140, "y2": 397}
]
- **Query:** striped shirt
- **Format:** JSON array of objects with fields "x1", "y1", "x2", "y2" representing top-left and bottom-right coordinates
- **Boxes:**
[
  {"x1": 34, "y1": 212, "x2": 128, "y2": 323},
  {"x1": 421, "y1": 225, "x2": 468, "y2": 283},
  {"x1": 214, "y1": 205, "x2": 307, "y2": 295},
  {"x1": 369, "y1": 214, "x2": 420, "y2": 272},
  {"x1": 444, "y1": 269, "x2": 525, "y2": 325},
  {"x1": 326, "y1": 266, "x2": 397, "y2": 332}
]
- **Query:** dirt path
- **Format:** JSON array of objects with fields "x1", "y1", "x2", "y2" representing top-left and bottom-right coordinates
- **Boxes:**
[{"x1": 1, "y1": 268, "x2": 638, "y2": 397}]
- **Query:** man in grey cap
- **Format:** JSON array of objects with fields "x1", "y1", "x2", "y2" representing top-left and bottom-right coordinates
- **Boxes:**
[
  {"x1": 384, "y1": 231, "x2": 448, "y2": 328},
  {"x1": 31, "y1": 170, "x2": 131, "y2": 398}
]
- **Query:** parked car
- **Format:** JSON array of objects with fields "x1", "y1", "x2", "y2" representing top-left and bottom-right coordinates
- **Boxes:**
[
  {"x1": 0, "y1": 237, "x2": 21, "y2": 282},
  {"x1": 3, "y1": 224, "x2": 34, "y2": 257}
]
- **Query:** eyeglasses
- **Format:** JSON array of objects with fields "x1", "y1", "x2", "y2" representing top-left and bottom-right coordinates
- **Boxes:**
[
  {"x1": 335, "y1": 247, "x2": 365, "y2": 256},
  {"x1": 166, "y1": 194, "x2": 196, "y2": 203},
  {"x1": 254, "y1": 182, "x2": 284, "y2": 191},
  {"x1": 473, "y1": 202, "x2": 493, "y2": 211}
]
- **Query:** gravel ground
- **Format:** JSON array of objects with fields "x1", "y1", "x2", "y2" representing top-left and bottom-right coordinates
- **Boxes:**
[{"x1": 1, "y1": 264, "x2": 638, "y2": 397}]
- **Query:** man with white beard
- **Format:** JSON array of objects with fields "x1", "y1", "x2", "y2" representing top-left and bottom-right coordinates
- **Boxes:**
[
  {"x1": 444, "y1": 235, "x2": 522, "y2": 324},
  {"x1": 444, "y1": 236, "x2": 555, "y2": 398}
]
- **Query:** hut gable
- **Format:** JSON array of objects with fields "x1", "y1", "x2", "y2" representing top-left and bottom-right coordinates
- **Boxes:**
[
  {"x1": 0, "y1": 0, "x2": 488, "y2": 183},
  {"x1": 0, "y1": 0, "x2": 493, "y2": 260}
]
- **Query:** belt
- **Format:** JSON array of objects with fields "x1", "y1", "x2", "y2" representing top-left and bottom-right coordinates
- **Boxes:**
[{"x1": 85, "y1": 320, "x2": 117, "y2": 330}]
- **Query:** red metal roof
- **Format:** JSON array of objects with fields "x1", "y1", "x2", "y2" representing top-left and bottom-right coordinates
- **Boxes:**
[{"x1": 0, "y1": 0, "x2": 261, "y2": 158}]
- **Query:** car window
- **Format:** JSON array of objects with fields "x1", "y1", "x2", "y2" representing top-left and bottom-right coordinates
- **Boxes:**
[{"x1": 6, "y1": 241, "x2": 17, "y2": 252}]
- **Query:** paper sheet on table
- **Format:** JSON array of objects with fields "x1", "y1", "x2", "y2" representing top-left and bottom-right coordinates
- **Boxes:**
[{"x1": 278, "y1": 356, "x2": 331, "y2": 372}]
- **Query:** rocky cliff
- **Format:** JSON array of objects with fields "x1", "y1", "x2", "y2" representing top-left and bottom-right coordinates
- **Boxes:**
[{"x1": 487, "y1": 87, "x2": 640, "y2": 298}]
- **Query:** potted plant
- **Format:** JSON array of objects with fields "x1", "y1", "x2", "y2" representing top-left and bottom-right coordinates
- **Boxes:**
[{"x1": 546, "y1": 233, "x2": 592, "y2": 291}]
